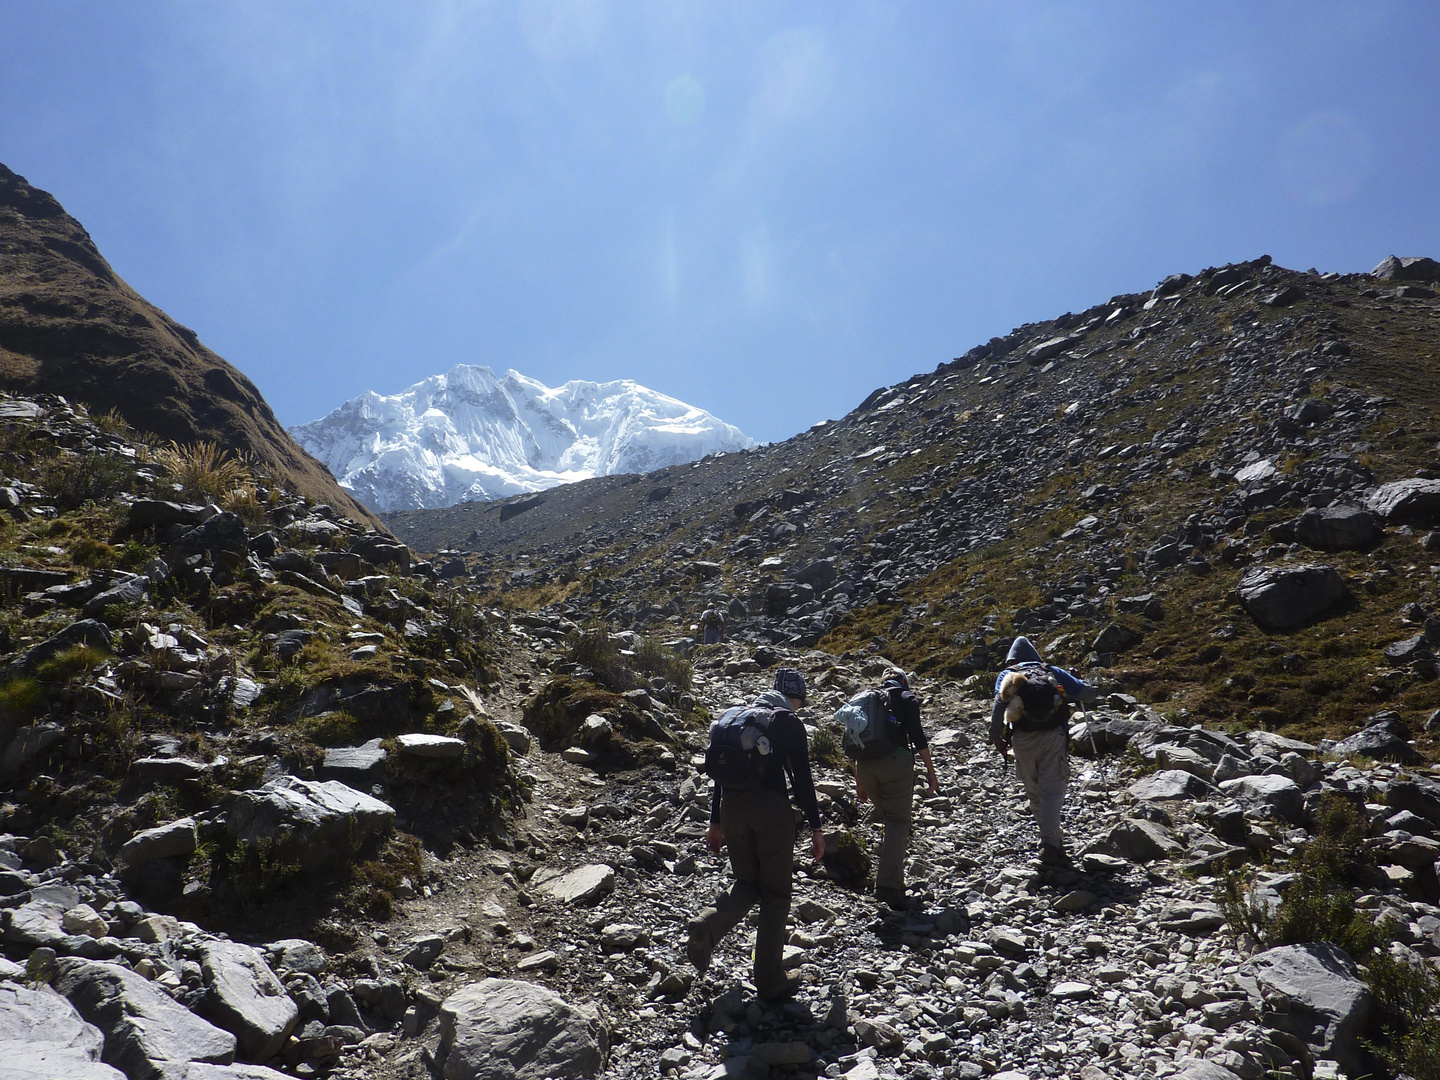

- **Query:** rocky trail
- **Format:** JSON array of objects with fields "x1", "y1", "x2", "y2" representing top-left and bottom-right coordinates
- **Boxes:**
[{"x1": 342, "y1": 646, "x2": 1440, "y2": 1080}]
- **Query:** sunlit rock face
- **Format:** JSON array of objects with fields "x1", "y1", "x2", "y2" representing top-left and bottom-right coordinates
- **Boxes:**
[{"x1": 292, "y1": 365, "x2": 756, "y2": 512}]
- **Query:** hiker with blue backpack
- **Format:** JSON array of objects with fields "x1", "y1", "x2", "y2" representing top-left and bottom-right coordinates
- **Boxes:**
[
  {"x1": 688, "y1": 667, "x2": 825, "y2": 1001},
  {"x1": 838, "y1": 669, "x2": 938, "y2": 910},
  {"x1": 989, "y1": 636, "x2": 1096, "y2": 868}
]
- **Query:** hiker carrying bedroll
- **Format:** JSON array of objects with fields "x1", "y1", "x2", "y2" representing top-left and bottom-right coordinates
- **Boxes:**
[
  {"x1": 854, "y1": 669, "x2": 938, "y2": 910},
  {"x1": 688, "y1": 667, "x2": 825, "y2": 1001},
  {"x1": 989, "y1": 636, "x2": 1095, "y2": 868}
]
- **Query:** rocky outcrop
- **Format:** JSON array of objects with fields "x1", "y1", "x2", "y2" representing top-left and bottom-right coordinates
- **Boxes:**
[
  {"x1": 0, "y1": 981, "x2": 124, "y2": 1080},
  {"x1": 1245, "y1": 944, "x2": 1371, "y2": 1076},
  {"x1": 226, "y1": 777, "x2": 395, "y2": 875},
  {"x1": 1236, "y1": 564, "x2": 1349, "y2": 631},
  {"x1": 52, "y1": 957, "x2": 238, "y2": 1079},
  {"x1": 198, "y1": 941, "x2": 298, "y2": 1062},
  {"x1": 437, "y1": 978, "x2": 608, "y2": 1080}
]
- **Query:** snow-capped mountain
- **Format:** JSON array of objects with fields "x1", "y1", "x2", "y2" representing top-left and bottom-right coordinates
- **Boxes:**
[{"x1": 290, "y1": 365, "x2": 757, "y2": 513}]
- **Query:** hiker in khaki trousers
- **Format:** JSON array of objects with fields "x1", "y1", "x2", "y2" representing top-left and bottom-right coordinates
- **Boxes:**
[{"x1": 856, "y1": 669, "x2": 938, "y2": 909}]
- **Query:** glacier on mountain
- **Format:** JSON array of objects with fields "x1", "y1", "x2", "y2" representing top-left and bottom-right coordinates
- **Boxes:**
[{"x1": 290, "y1": 365, "x2": 756, "y2": 513}]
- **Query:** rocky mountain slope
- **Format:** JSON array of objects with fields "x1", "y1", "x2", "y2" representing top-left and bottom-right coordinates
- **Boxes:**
[
  {"x1": 0, "y1": 163, "x2": 379, "y2": 527},
  {"x1": 291, "y1": 365, "x2": 755, "y2": 513},
  {"x1": 1, "y1": 256, "x2": 1439, "y2": 1080},
  {"x1": 388, "y1": 254, "x2": 1440, "y2": 752}
]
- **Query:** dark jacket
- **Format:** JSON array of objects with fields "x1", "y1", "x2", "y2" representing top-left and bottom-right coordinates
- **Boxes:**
[
  {"x1": 710, "y1": 689, "x2": 822, "y2": 830},
  {"x1": 881, "y1": 677, "x2": 928, "y2": 752},
  {"x1": 989, "y1": 661, "x2": 1090, "y2": 744}
]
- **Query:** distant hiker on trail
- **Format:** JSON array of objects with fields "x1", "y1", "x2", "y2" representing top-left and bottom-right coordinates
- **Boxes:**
[
  {"x1": 850, "y1": 669, "x2": 938, "y2": 910},
  {"x1": 699, "y1": 606, "x2": 726, "y2": 644},
  {"x1": 989, "y1": 636, "x2": 1094, "y2": 868},
  {"x1": 689, "y1": 667, "x2": 825, "y2": 1001}
]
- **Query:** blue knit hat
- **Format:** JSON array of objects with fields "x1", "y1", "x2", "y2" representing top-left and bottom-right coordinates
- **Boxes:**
[{"x1": 773, "y1": 667, "x2": 806, "y2": 703}]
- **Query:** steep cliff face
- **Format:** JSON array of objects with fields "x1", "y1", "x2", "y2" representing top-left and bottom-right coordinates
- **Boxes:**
[{"x1": 0, "y1": 162, "x2": 379, "y2": 527}]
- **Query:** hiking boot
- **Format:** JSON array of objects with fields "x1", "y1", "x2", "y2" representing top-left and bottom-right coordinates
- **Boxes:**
[
  {"x1": 1038, "y1": 842, "x2": 1073, "y2": 868},
  {"x1": 758, "y1": 975, "x2": 802, "y2": 1002},
  {"x1": 874, "y1": 885, "x2": 908, "y2": 911},
  {"x1": 685, "y1": 920, "x2": 713, "y2": 976}
]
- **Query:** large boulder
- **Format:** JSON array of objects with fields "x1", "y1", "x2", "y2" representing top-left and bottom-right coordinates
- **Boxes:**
[
  {"x1": 1, "y1": 888, "x2": 75, "y2": 949},
  {"x1": 320, "y1": 739, "x2": 388, "y2": 786},
  {"x1": 1218, "y1": 774, "x2": 1305, "y2": 823},
  {"x1": 1245, "y1": 943, "x2": 1371, "y2": 1077},
  {"x1": 1093, "y1": 622, "x2": 1142, "y2": 654},
  {"x1": 1387, "y1": 778, "x2": 1440, "y2": 829},
  {"x1": 1332, "y1": 713, "x2": 1419, "y2": 764},
  {"x1": 349, "y1": 534, "x2": 411, "y2": 571},
  {"x1": 1129, "y1": 769, "x2": 1216, "y2": 801},
  {"x1": 199, "y1": 940, "x2": 299, "y2": 1062},
  {"x1": 1098, "y1": 819, "x2": 1182, "y2": 863},
  {"x1": 173, "y1": 512, "x2": 249, "y2": 561},
  {"x1": 0, "y1": 981, "x2": 125, "y2": 1080},
  {"x1": 1236, "y1": 564, "x2": 1349, "y2": 631},
  {"x1": 119, "y1": 817, "x2": 198, "y2": 867},
  {"x1": 437, "y1": 978, "x2": 607, "y2": 1080},
  {"x1": 1372, "y1": 254, "x2": 1440, "y2": 281},
  {"x1": 52, "y1": 956, "x2": 237, "y2": 1080},
  {"x1": 151, "y1": 1064, "x2": 291, "y2": 1078},
  {"x1": 17, "y1": 618, "x2": 113, "y2": 671},
  {"x1": 227, "y1": 777, "x2": 394, "y2": 875},
  {"x1": 531, "y1": 864, "x2": 616, "y2": 906},
  {"x1": 1292, "y1": 506, "x2": 1379, "y2": 551},
  {"x1": 1366, "y1": 478, "x2": 1440, "y2": 527},
  {"x1": 795, "y1": 559, "x2": 837, "y2": 592}
]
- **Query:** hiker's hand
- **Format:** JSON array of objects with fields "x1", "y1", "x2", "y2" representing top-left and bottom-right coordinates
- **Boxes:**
[
  {"x1": 705, "y1": 823, "x2": 724, "y2": 854},
  {"x1": 856, "y1": 779, "x2": 868, "y2": 804},
  {"x1": 811, "y1": 829, "x2": 825, "y2": 861},
  {"x1": 926, "y1": 767, "x2": 939, "y2": 794},
  {"x1": 993, "y1": 740, "x2": 1010, "y2": 756}
]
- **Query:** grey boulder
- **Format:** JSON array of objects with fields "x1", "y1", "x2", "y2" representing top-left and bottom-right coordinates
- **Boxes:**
[
  {"x1": 120, "y1": 817, "x2": 198, "y2": 866},
  {"x1": 1218, "y1": 774, "x2": 1304, "y2": 823},
  {"x1": 1236, "y1": 564, "x2": 1349, "y2": 631},
  {"x1": 1366, "y1": 478, "x2": 1440, "y2": 527},
  {"x1": 1098, "y1": 819, "x2": 1182, "y2": 863},
  {"x1": 1245, "y1": 943, "x2": 1371, "y2": 1077},
  {"x1": 1332, "y1": 714, "x2": 1418, "y2": 764},
  {"x1": 0, "y1": 981, "x2": 125, "y2": 1080},
  {"x1": 437, "y1": 978, "x2": 607, "y2": 1080},
  {"x1": 199, "y1": 940, "x2": 299, "y2": 1062},
  {"x1": 1293, "y1": 505, "x2": 1379, "y2": 550},
  {"x1": 1372, "y1": 254, "x2": 1440, "y2": 281},
  {"x1": 1128, "y1": 769, "x2": 1216, "y2": 801},
  {"x1": 52, "y1": 956, "x2": 237, "y2": 1080},
  {"x1": 151, "y1": 1065, "x2": 291, "y2": 1079},
  {"x1": 531, "y1": 863, "x2": 616, "y2": 905},
  {"x1": 320, "y1": 739, "x2": 387, "y2": 785},
  {"x1": 228, "y1": 777, "x2": 394, "y2": 874}
]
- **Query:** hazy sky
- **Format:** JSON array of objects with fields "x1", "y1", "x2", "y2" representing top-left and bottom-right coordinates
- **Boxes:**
[{"x1": 2, "y1": 2, "x2": 1438, "y2": 444}]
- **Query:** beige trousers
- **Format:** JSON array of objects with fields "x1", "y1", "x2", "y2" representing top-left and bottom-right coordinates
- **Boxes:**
[
  {"x1": 1010, "y1": 726, "x2": 1069, "y2": 847},
  {"x1": 857, "y1": 751, "x2": 915, "y2": 893}
]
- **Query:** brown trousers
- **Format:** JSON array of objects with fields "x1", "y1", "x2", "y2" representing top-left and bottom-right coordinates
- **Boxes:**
[
  {"x1": 857, "y1": 751, "x2": 915, "y2": 893},
  {"x1": 692, "y1": 788, "x2": 796, "y2": 995}
]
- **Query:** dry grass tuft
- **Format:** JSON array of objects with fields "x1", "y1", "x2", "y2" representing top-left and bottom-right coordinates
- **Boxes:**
[{"x1": 150, "y1": 441, "x2": 254, "y2": 501}]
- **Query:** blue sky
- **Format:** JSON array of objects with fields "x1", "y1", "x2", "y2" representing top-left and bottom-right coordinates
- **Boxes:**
[{"x1": 2, "y1": 2, "x2": 1438, "y2": 445}]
